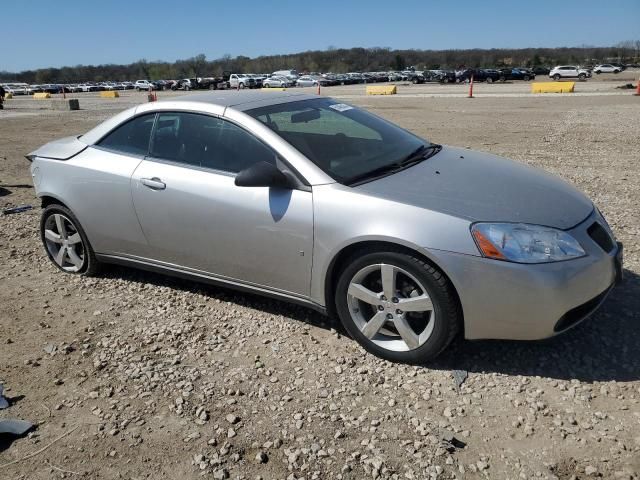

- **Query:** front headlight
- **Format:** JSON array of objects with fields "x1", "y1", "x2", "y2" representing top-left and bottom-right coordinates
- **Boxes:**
[{"x1": 471, "y1": 223, "x2": 586, "y2": 263}]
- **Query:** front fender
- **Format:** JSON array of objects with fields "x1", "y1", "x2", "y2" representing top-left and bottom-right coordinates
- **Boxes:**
[{"x1": 310, "y1": 183, "x2": 477, "y2": 306}]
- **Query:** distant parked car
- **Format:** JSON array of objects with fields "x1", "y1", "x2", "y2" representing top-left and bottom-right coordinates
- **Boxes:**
[
  {"x1": 26, "y1": 85, "x2": 44, "y2": 95},
  {"x1": 64, "y1": 84, "x2": 83, "y2": 93},
  {"x1": 455, "y1": 69, "x2": 501, "y2": 83},
  {"x1": 228, "y1": 74, "x2": 256, "y2": 89},
  {"x1": 593, "y1": 64, "x2": 621, "y2": 74},
  {"x1": 532, "y1": 66, "x2": 550, "y2": 76},
  {"x1": 263, "y1": 76, "x2": 292, "y2": 88},
  {"x1": 78, "y1": 84, "x2": 99, "y2": 92},
  {"x1": 549, "y1": 66, "x2": 591, "y2": 81},
  {"x1": 2, "y1": 84, "x2": 27, "y2": 95},
  {"x1": 296, "y1": 75, "x2": 330, "y2": 87},
  {"x1": 272, "y1": 70, "x2": 299, "y2": 82},
  {"x1": 135, "y1": 80, "x2": 155, "y2": 91},
  {"x1": 498, "y1": 68, "x2": 534, "y2": 81}
]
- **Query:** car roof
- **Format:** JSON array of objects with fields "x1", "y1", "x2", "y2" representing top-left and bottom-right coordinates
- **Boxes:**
[
  {"x1": 170, "y1": 90, "x2": 319, "y2": 111},
  {"x1": 80, "y1": 91, "x2": 323, "y2": 146}
]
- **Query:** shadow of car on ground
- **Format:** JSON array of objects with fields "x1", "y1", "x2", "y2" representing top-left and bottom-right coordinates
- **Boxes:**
[{"x1": 99, "y1": 265, "x2": 639, "y2": 383}]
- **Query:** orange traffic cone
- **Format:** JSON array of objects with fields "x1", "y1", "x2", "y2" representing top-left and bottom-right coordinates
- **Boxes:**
[{"x1": 467, "y1": 75, "x2": 474, "y2": 98}]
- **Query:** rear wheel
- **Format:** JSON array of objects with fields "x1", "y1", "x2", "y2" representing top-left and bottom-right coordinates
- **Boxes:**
[
  {"x1": 335, "y1": 250, "x2": 461, "y2": 364},
  {"x1": 239, "y1": 82, "x2": 245, "y2": 89},
  {"x1": 553, "y1": 74, "x2": 561, "y2": 81},
  {"x1": 40, "y1": 204, "x2": 99, "y2": 275},
  {"x1": 486, "y1": 77, "x2": 493, "y2": 83}
]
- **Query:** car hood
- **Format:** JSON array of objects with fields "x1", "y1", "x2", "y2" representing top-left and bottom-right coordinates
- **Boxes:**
[{"x1": 354, "y1": 146, "x2": 593, "y2": 229}]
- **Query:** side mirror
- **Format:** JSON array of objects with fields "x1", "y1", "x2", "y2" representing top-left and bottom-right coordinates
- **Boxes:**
[{"x1": 235, "y1": 161, "x2": 292, "y2": 189}]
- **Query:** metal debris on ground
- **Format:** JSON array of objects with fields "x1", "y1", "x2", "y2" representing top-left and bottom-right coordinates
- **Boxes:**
[
  {"x1": 440, "y1": 431, "x2": 467, "y2": 452},
  {"x1": 452, "y1": 369, "x2": 468, "y2": 390},
  {"x1": 0, "y1": 419, "x2": 33, "y2": 436},
  {"x1": 0, "y1": 384, "x2": 8, "y2": 409},
  {"x1": 2, "y1": 204, "x2": 33, "y2": 215}
]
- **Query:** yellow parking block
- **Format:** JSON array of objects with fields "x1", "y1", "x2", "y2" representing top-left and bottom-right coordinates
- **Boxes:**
[
  {"x1": 33, "y1": 92, "x2": 51, "y2": 99},
  {"x1": 4, "y1": 93, "x2": 12, "y2": 99},
  {"x1": 100, "y1": 91, "x2": 120, "y2": 98},
  {"x1": 531, "y1": 82, "x2": 575, "y2": 93},
  {"x1": 262, "y1": 87, "x2": 286, "y2": 91},
  {"x1": 366, "y1": 85, "x2": 397, "y2": 95}
]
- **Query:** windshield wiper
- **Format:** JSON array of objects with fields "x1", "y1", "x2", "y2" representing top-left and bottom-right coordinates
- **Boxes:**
[{"x1": 345, "y1": 143, "x2": 442, "y2": 186}]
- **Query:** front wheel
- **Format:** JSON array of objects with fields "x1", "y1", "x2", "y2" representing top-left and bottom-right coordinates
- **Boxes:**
[
  {"x1": 553, "y1": 74, "x2": 561, "y2": 81},
  {"x1": 40, "y1": 204, "x2": 99, "y2": 275},
  {"x1": 335, "y1": 250, "x2": 461, "y2": 364},
  {"x1": 486, "y1": 77, "x2": 493, "y2": 83},
  {"x1": 578, "y1": 73, "x2": 586, "y2": 81},
  {"x1": 239, "y1": 83, "x2": 245, "y2": 89}
]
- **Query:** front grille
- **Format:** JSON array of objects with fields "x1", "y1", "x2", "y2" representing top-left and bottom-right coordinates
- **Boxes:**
[
  {"x1": 554, "y1": 287, "x2": 611, "y2": 332},
  {"x1": 587, "y1": 222, "x2": 614, "y2": 253}
]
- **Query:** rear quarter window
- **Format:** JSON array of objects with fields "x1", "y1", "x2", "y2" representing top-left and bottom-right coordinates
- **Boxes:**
[{"x1": 97, "y1": 113, "x2": 156, "y2": 156}]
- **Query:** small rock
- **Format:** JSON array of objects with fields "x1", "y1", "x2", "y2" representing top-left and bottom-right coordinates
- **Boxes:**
[{"x1": 255, "y1": 451, "x2": 268, "y2": 464}]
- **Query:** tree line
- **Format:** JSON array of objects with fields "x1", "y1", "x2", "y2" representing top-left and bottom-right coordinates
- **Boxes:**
[{"x1": 2, "y1": 42, "x2": 639, "y2": 84}]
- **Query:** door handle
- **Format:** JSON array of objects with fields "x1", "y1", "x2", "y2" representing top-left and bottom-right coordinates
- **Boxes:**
[{"x1": 140, "y1": 177, "x2": 166, "y2": 190}]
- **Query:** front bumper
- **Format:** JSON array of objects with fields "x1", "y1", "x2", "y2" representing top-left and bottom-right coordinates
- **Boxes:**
[{"x1": 429, "y1": 211, "x2": 622, "y2": 340}]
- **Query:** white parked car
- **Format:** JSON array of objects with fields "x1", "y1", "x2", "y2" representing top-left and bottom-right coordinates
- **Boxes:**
[
  {"x1": 593, "y1": 64, "x2": 621, "y2": 74},
  {"x1": 78, "y1": 84, "x2": 99, "y2": 92},
  {"x1": 228, "y1": 74, "x2": 256, "y2": 89},
  {"x1": 549, "y1": 66, "x2": 591, "y2": 81},
  {"x1": 296, "y1": 75, "x2": 329, "y2": 87},
  {"x1": 272, "y1": 70, "x2": 299, "y2": 81},
  {"x1": 2, "y1": 84, "x2": 27, "y2": 95},
  {"x1": 135, "y1": 80, "x2": 155, "y2": 91},
  {"x1": 262, "y1": 76, "x2": 291, "y2": 88}
]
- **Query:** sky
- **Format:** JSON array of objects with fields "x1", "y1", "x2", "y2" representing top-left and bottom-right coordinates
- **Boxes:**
[{"x1": 2, "y1": 0, "x2": 638, "y2": 72}]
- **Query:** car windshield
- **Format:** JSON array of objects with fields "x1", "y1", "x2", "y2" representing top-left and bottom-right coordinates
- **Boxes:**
[{"x1": 246, "y1": 98, "x2": 432, "y2": 184}]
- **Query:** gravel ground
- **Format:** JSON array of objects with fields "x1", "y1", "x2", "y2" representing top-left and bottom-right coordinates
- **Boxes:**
[{"x1": 1, "y1": 78, "x2": 639, "y2": 479}]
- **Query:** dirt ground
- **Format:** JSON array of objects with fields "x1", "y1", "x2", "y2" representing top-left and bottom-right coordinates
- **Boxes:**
[{"x1": 1, "y1": 77, "x2": 639, "y2": 480}]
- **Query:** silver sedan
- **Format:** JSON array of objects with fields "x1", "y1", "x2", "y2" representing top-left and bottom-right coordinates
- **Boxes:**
[{"x1": 28, "y1": 91, "x2": 623, "y2": 363}]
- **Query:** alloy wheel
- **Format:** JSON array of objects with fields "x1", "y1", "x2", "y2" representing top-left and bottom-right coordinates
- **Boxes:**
[
  {"x1": 43, "y1": 213, "x2": 85, "y2": 272},
  {"x1": 346, "y1": 263, "x2": 436, "y2": 352}
]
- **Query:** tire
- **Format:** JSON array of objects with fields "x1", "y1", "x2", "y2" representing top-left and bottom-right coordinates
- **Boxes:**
[
  {"x1": 239, "y1": 83, "x2": 245, "y2": 89},
  {"x1": 614, "y1": 70, "x2": 620, "y2": 74},
  {"x1": 552, "y1": 74, "x2": 561, "y2": 81},
  {"x1": 486, "y1": 77, "x2": 493, "y2": 83},
  {"x1": 499, "y1": 76, "x2": 506, "y2": 82},
  {"x1": 335, "y1": 250, "x2": 461, "y2": 364},
  {"x1": 523, "y1": 75, "x2": 530, "y2": 81},
  {"x1": 40, "y1": 204, "x2": 99, "y2": 276},
  {"x1": 595, "y1": 70, "x2": 601, "y2": 74},
  {"x1": 578, "y1": 73, "x2": 586, "y2": 81}
]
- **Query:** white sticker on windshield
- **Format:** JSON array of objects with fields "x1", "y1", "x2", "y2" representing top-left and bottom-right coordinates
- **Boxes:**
[{"x1": 329, "y1": 103, "x2": 353, "y2": 112}]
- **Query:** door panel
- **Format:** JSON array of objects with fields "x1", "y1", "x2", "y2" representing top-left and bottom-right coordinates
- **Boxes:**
[{"x1": 130, "y1": 160, "x2": 313, "y2": 296}]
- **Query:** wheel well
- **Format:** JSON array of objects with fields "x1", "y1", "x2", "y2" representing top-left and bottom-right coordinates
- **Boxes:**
[
  {"x1": 323, "y1": 241, "x2": 463, "y2": 328},
  {"x1": 41, "y1": 196, "x2": 69, "y2": 210}
]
